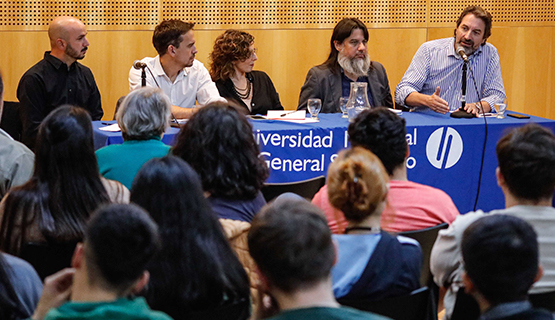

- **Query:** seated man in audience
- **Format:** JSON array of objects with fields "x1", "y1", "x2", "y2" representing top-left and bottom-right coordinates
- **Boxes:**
[
  {"x1": 297, "y1": 18, "x2": 393, "y2": 112},
  {"x1": 30, "y1": 203, "x2": 172, "y2": 320},
  {"x1": 430, "y1": 123, "x2": 555, "y2": 319},
  {"x1": 0, "y1": 71, "x2": 34, "y2": 198},
  {"x1": 395, "y1": 5, "x2": 505, "y2": 115},
  {"x1": 248, "y1": 199, "x2": 390, "y2": 320},
  {"x1": 18, "y1": 16, "x2": 103, "y2": 149},
  {"x1": 312, "y1": 108, "x2": 459, "y2": 233},
  {"x1": 129, "y1": 19, "x2": 225, "y2": 119},
  {"x1": 461, "y1": 215, "x2": 552, "y2": 319}
]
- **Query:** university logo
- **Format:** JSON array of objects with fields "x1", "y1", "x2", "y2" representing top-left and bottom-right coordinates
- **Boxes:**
[{"x1": 426, "y1": 127, "x2": 463, "y2": 169}]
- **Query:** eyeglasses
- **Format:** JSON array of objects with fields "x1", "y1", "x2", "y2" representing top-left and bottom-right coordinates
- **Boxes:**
[{"x1": 250, "y1": 48, "x2": 258, "y2": 58}]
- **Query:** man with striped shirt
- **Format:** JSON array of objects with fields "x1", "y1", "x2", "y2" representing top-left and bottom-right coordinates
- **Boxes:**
[{"x1": 395, "y1": 6, "x2": 506, "y2": 115}]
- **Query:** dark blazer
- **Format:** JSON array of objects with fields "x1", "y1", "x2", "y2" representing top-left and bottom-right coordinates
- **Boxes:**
[
  {"x1": 297, "y1": 61, "x2": 393, "y2": 113},
  {"x1": 215, "y1": 70, "x2": 283, "y2": 115}
]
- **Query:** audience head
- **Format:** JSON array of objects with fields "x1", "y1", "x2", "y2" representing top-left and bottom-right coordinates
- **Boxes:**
[
  {"x1": 130, "y1": 156, "x2": 250, "y2": 316},
  {"x1": 210, "y1": 30, "x2": 257, "y2": 81},
  {"x1": 496, "y1": 123, "x2": 555, "y2": 202},
  {"x1": 153, "y1": 19, "x2": 195, "y2": 57},
  {"x1": 0, "y1": 105, "x2": 109, "y2": 254},
  {"x1": 462, "y1": 214, "x2": 540, "y2": 306},
  {"x1": 455, "y1": 5, "x2": 492, "y2": 43},
  {"x1": 249, "y1": 199, "x2": 335, "y2": 293},
  {"x1": 117, "y1": 87, "x2": 171, "y2": 141},
  {"x1": 172, "y1": 102, "x2": 268, "y2": 199},
  {"x1": 348, "y1": 108, "x2": 407, "y2": 175},
  {"x1": 327, "y1": 147, "x2": 389, "y2": 223},
  {"x1": 325, "y1": 18, "x2": 370, "y2": 74},
  {"x1": 80, "y1": 203, "x2": 160, "y2": 296}
]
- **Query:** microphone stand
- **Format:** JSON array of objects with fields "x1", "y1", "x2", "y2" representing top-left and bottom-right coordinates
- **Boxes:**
[
  {"x1": 451, "y1": 62, "x2": 474, "y2": 118},
  {"x1": 140, "y1": 66, "x2": 147, "y2": 87}
]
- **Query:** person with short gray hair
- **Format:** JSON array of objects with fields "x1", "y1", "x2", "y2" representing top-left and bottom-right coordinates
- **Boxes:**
[{"x1": 96, "y1": 87, "x2": 171, "y2": 189}]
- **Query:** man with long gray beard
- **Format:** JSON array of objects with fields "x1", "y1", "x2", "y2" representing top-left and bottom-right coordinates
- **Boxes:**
[{"x1": 297, "y1": 18, "x2": 393, "y2": 113}]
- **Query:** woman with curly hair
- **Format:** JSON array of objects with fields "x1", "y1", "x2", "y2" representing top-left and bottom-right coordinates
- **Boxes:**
[
  {"x1": 328, "y1": 147, "x2": 422, "y2": 301},
  {"x1": 172, "y1": 102, "x2": 269, "y2": 222},
  {"x1": 209, "y1": 29, "x2": 283, "y2": 115}
]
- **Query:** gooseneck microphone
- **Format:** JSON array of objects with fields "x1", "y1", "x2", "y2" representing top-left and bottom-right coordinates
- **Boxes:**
[
  {"x1": 451, "y1": 62, "x2": 474, "y2": 119},
  {"x1": 456, "y1": 44, "x2": 469, "y2": 63},
  {"x1": 133, "y1": 60, "x2": 148, "y2": 87},
  {"x1": 133, "y1": 60, "x2": 147, "y2": 69}
]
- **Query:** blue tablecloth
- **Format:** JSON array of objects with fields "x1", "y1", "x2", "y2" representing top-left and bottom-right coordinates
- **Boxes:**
[{"x1": 93, "y1": 111, "x2": 555, "y2": 214}]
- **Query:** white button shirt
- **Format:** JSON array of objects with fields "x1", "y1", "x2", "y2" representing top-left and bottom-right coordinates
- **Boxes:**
[{"x1": 129, "y1": 56, "x2": 225, "y2": 108}]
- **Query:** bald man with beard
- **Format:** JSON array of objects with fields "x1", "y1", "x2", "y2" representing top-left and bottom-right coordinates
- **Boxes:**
[{"x1": 17, "y1": 16, "x2": 103, "y2": 150}]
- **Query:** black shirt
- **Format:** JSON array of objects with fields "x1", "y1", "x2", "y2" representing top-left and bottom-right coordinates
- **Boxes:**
[
  {"x1": 17, "y1": 51, "x2": 103, "y2": 149},
  {"x1": 215, "y1": 70, "x2": 283, "y2": 115}
]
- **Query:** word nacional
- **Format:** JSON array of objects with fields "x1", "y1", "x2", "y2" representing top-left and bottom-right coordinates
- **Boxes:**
[{"x1": 254, "y1": 128, "x2": 419, "y2": 174}]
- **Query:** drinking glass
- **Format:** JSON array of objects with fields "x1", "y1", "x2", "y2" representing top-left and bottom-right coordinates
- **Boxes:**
[
  {"x1": 494, "y1": 101, "x2": 507, "y2": 119},
  {"x1": 307, "y1": 98, "x2": 322, "y2": 120},
  {"x1": 339, "y1": 97, "x2": 349, "y2": 118}
]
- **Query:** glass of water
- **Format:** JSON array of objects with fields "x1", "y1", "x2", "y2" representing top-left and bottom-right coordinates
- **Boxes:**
[
  {"x1": 339, "y1": 97, "x2": 349, "y2": 118},
  {"x1": 494, "y1": 101, "x2": 507, "y2": 119},
  {"x1": 307, "y1": 98, "x2": 322, "y2": 120}
]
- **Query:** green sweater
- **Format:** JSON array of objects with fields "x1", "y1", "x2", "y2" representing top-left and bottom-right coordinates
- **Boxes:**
[
  {"x1": 96, "y1": 138, "x2": 171, "y2": 189},
  {"x1": 268, "y1": 306, "x2": 391, "y2": 320},
  {"x1": 44, "y1": 297, "x2": 172, "y2": 320}
]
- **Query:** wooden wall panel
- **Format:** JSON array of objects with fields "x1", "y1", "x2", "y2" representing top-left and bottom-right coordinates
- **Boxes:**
[{"x1": 1, "y1": 0, "x2": 554, "y2": 119}]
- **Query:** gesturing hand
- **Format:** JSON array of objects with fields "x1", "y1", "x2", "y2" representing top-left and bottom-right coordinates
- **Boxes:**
[{"x1": 427, "y1": 87, "x2": 450, "y2": 114}]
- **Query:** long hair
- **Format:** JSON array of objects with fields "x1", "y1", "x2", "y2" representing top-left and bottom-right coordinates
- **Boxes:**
[
  {"x1": 130, "y1": 156, "x2": 250, "y2": 318},
  {"x1": 209, "y1": 30, "x2": 255, "y2": 81},
  {"x1": 0, "y1": 254, "x2": 25, "y2": 320},
  {"x1": 172, "y1": 102, "x2": 268, "y2": 199},
  {"x1": 0, "y1": 106, "x2": 110, "y2": 254},
  {"x1": 322, "y1": 18, "x2": 369, "y2": 74}
]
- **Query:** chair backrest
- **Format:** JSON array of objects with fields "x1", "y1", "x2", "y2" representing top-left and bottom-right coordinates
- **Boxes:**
[
  {"x1": 451, "y1": 287, "x2": 480, "y2": 320},
  {"x1": 19, "y1": 241, "x2": 78, "y2": 280},
  {"x1": 399, "y1": 223, "x2": 449, "y2": 287},
  {"x1": 338, "y1": 286, "x2": 435, "y2": 320},
  {"x1": 261, "y1": 175, "x2": 326, "y2": 202},
  {"x1": 0, "y1": 101, "x2": 23, "y2": 141},
  {"x1": 529, "y1": 290, "x2": 555, "y2": 312},
  {"x1": 188, "y1": 297, "x2": 250, "y2": 320}
]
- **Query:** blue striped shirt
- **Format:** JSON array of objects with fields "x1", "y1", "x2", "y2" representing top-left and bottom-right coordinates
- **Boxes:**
[{"x1": 395, "y1": 37, "x2": 506, "y2": 112}]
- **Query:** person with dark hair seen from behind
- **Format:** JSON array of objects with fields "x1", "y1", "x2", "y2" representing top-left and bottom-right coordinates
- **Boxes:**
[
  {"x1": 461, "y1": 215, "x2": 553, "y2": 319},
  {"x1": 29, "y1": 203, "x2": 172, "y2": 320},
  {"x1": 396, "y1": 5, "x2": 506, "y2": 115},
  {"x1": 130, "y1": 156, "x2": 251, "y2": 320},
  {"x1": 18, "y1": 16, "x2": 103, "y2": 150},
  {"x1": 0, "y1": 251, "x2": 42, "y2": 319},
  {"x1": 431, "y1": 123, "x2": 555, "y2": 319},
  {"x1": 248, "y1": 199, "x2": 391, "y2": 320},
  {"x1": 173, "y1": 102, "x2": 269, "y2": 223},
  {"x1": 298, "y1": 18, "x2": 393, "y2": 113},
  {"x1": 210, "y1": 29, "x2": 283, "y2": 115},
  {"x1": 0, "y1": 106, "x2": 129, "y2": 257},
  {"x1": 129, "y1": 19, "x2": 225, "y2": 119},
  {"x1": 312, "y1": 108, "x2": 459, "y2": 234},
  {"x1": 327, "y1": 147, "x2": 421, "y2": 301},
  {"x1": 96, "y1": 87, "x2": 171, "y2": 189},
  {"x1": 0, "y1": 70, "x2": 34, "y2": 199}
]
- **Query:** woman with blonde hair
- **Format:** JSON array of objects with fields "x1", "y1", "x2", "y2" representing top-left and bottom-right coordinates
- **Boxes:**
[{"x1": 328, "y1": 146, "x2": 422, "y2": 301}]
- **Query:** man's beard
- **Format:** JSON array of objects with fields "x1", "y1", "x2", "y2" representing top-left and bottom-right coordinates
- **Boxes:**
[
  {"x1": 65, "y1": 45, "x2": 86, "y2": 60},
  {"x1": 338, "y1": 50, "x2": 371, "y2": 78}
]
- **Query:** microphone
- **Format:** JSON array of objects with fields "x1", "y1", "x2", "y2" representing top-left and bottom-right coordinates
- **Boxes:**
[
  {"x1": 456, "y1": 45, "x2": 469, "y2": 63},
  {"x1": 133, "y1": 60, "x2": 147, "y2": 69}
]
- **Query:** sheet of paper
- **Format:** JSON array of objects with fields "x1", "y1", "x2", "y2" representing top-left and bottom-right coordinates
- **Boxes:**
[
  {"x1": 98, "y1": 123, "x2": 121, "y2": 132},
  {"x1": 267, "y1": 110, "x2": 307, "y2": 120}
]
